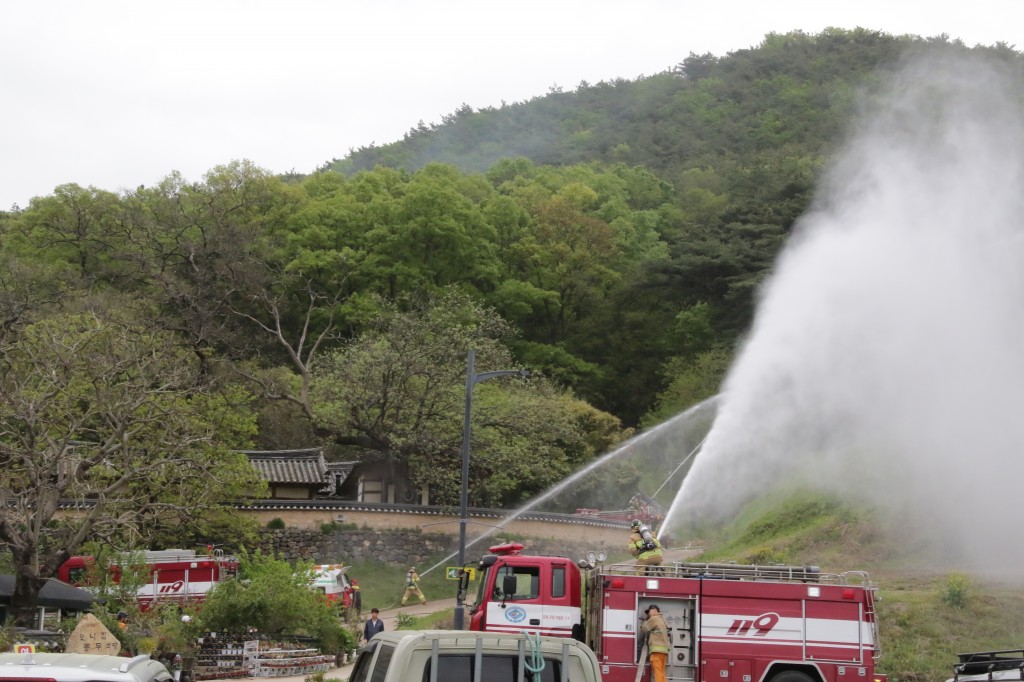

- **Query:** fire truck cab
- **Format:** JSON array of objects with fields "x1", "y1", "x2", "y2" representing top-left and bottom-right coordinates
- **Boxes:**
[{"x1": 468, "y1": 544, "x2": 883, "y2": 682}]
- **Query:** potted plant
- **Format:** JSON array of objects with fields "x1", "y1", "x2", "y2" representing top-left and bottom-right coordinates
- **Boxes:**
[{"x1": 150, "y1": 605, "x2": 201, "y2": 677}]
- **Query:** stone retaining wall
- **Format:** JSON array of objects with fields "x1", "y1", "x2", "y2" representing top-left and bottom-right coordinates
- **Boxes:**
[
  {"x1": 245, "y1": 508, "x2": 624, "y2": 547},
  {"x1": 255, "y1": 527, "x2": 612, "y2": 566}
]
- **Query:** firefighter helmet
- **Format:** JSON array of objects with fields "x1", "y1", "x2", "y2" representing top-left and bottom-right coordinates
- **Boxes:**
[{"x1": 630, "y1": 519, "x2": 641, "y2": 528}]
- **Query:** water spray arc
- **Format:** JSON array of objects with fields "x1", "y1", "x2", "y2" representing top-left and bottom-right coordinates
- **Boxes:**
[
  {"x1": 655, "y1": 433, "x2": 708, "y2": 533},
  {"x1": 425, "y1": 395, "x2": 719, "y2": 586}
]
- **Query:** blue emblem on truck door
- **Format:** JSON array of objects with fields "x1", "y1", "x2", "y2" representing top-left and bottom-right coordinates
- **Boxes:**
[{"x1": 505, "y1": 606, "x2": 527, "y2": 623}]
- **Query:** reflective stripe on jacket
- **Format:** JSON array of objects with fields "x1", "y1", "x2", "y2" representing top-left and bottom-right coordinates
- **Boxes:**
[{"x1": 629, "y1": 531, "x2": 663, "y2": 559}]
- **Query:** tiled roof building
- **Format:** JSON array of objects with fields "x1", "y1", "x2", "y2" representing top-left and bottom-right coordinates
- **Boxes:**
[{"x1": 242, "y1": 448, "x2": 356, "y2": 500}]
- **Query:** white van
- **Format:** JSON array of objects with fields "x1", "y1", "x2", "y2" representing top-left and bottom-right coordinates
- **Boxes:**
[
  {"x1": 0, "y1": 653, "x2": 173, "y2": 682},
  {"x1": 348, "y1": 630, "x2": 602, "y2": 682}
]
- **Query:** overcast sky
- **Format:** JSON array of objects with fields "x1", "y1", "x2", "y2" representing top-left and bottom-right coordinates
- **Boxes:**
[{"x1": 2, "y1": 0, "x2": 1020, "y2": 210}]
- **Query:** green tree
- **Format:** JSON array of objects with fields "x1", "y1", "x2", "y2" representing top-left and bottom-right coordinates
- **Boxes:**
[
  {"x1": 116, "y1": 163, "x2": 306, "y2": 374},
  {"x1": 13, "y1": 184, "x2": 123, "y2": 283},
  {"x1": 643, "y1": 347, "x2": 732, "y2": 427},
  {"x1": 0, "y1": 304, "x2": 264, "y2": 625},
  {"x1": 359, "y1": 165, "x2": 500, "y2": 297},
  {"x1": 200, "y1": 552, "x2": 339, "y2": 637},
  {"x1": 310, "y1": 289, "x2": 626, "y2": 507}
]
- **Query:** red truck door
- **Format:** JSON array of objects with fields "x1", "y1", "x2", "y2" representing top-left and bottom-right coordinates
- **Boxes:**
[{"x1": 483, "y1": 559, "x2": 580, "y2": 637}]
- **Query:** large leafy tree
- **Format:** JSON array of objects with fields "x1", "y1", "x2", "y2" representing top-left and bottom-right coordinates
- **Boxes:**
[
  {"x1": 200, "y1": 552, "x2": 337, "y2": 637},
  {"x1": 14, "y1": 184, "x2": 124, "y2": 284},
  {"x1": 0, "y1": 304, "x2": 264, "y2": 625},
  {"x1": 310, "y1": 289, "x2": 625, "y2": 507},
  {"x1": 115, "y1": 163, "x2": 307, "y2": 371}
]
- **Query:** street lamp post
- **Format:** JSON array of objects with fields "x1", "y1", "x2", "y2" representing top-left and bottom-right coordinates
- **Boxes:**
[{"x1": 454, "y1": 348, "x2": 529, "y2": 629}]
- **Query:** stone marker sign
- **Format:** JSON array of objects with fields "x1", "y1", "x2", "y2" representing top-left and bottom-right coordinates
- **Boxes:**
[{"x1": 66, "y1": 613, "x2": 121, "y2": 655}]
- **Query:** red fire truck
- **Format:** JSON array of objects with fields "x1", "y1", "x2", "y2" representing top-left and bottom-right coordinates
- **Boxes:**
[
  {"x1": 467, "y1": 543, "x2": 884, "y2": 682},
  {"x1": 310, "y1": 563, "x2": 360, "y2": 611},
  {"x1": 58, "y1": 548, "x2": 239, "y2": 610}
]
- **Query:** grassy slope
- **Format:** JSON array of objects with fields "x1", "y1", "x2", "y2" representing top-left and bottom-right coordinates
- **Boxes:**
[
  {"x1": 688, "y1": 491, "x2": 1024, "y2": 682},
  {"x1": 350, "y1": 558, "x2": 458, "y2": 613}
]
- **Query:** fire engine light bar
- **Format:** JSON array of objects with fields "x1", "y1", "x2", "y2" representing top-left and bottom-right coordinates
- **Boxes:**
[{"x1": 842, "y1": 588, "x2": 856, "y2": 600}]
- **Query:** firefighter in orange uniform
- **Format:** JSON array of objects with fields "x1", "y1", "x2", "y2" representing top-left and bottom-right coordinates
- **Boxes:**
[
  {"x1": 642, "y1": 604, "x2": 670, "y2": 682},
  {"x1": 629, "y1": 519, "x2": 663, "y2": 575}
]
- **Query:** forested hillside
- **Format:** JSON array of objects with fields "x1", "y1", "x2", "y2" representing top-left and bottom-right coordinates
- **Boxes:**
[
  {"x1": 329, "y1": 28, "x2": 1024, "y2": 424},
  {"x1": 2, "y1": 29, "x2": 1023, "y2": 548}
]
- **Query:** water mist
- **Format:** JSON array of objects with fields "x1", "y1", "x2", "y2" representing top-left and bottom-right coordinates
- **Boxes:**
[{"x1": 665, "y1": 49, "x2": 1024, "y2": 572}]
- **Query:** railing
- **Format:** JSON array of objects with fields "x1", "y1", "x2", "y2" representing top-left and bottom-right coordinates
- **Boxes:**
[
  {"x1": 603, "y1": 560, "x2": 853, "y2": 584},
  {"x1": 954, "y1": 650, "x2": 1024, "y2": 681},
  {"x1": 107, "y1": 549, "x2": 238, "y2": 565}
]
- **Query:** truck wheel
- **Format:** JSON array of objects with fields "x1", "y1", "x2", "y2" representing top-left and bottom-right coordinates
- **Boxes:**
[{"x1": 771, "y1": 671, "x2": 816, "y2": 682}]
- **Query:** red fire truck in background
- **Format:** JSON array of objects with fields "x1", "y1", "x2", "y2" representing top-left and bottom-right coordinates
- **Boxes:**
[
  {"x1": 310, "y1": 563, "x2": 360, "y2": 611},
  {"x1": 467, "y1": 543, "x2": 884, "y2": 682},
  {"x1": 58, "y1": 548, "x2": 239, "y2": 610}
]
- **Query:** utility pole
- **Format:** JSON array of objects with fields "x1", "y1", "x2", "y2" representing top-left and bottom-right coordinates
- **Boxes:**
[{"x1": 454, "y1": 349, "x2": 529, "y2": 629}]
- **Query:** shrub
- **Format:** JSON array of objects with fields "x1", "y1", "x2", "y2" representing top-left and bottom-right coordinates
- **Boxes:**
[
  {"x1": 394, "y1": 612, "x2": 416, "y2": 630},
  {"x1": 266, "y1": 517, "x2": 286, "y2": 529},
  {"x1": 941, "y1": 572, "x2": 970, "y2": 609},
  {"x1": 744, "y1": 545, "x2": 784, "y2": 565},
  {"x1": 319, "y1": 521, "x2": 356, "y2": 534}
]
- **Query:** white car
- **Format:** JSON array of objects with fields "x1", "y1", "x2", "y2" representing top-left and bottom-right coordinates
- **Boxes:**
[{"x1": 0, "y1": 653, "x2": 173, "y2": 682}]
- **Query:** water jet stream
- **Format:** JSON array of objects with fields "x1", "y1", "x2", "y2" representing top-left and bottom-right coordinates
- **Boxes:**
[
  {"x1": 660, "y1": 51, "x2": 1024, "y2": 573},
  {"x1": 421, "y1": 395, "x2": 718, "y2": 576}
]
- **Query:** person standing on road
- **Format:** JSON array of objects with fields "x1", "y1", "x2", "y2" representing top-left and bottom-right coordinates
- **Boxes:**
[
  {"x1": 348, "y1": 579, "x2": 362, "y2": 620},
  {"x1": 642, "y1": 604, "x2": 669, "y2": 682},
  {"x1": 401, "y1": 567, "x2": 427, "y2": 606},
  {"x1": 363, "y1": 608, "x2": 384, "y2": 643}
]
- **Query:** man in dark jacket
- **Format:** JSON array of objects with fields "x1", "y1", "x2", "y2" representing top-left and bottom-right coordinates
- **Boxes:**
[{"x1": 363, "y1": 608, "x2": 385, "y2": 643}]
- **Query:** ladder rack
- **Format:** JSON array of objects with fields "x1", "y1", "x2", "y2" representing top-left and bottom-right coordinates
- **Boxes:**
[
  {"x1": 109, "y1": 549, "x2": 235, "y2": 565},
  {"x1": 954, "y1": 650, "x2": 1024, "y2": 681},
  {"x1": 604, "y1": 560, "x2": 855, "y2": 584}
]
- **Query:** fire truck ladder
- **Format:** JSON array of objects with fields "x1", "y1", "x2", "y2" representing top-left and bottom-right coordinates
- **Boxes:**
[{"x1": 607, "y1": 560, "x2": 852, "y2": 584}]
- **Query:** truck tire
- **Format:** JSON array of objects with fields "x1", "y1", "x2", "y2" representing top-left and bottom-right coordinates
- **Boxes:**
[{"x1": 770, "y1": 670, "x2": 816, "y2": 682}]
